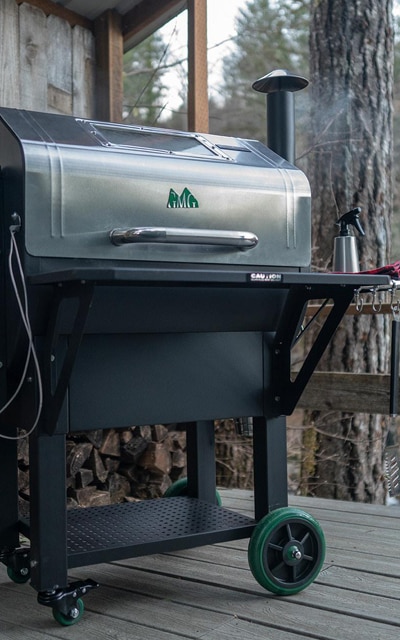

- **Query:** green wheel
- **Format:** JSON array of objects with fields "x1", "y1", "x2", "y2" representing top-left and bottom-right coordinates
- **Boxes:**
[
  {"x1": 52, "y1": 599, "x2": 84, "y2": 626},
  {"x1": 7, "y1": 565, "x2": 30, "y2": 584},
  {"x1": 164, "y1": 477, "x2": 222, "y2": 506},
  {"x1": 248, "y1": 507, "x2": 326, "y2": 596}
]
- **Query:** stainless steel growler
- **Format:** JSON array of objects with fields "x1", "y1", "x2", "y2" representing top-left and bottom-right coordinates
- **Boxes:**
[{"x1": 333, "y1": 208, "x2": 365, "y2": 272}]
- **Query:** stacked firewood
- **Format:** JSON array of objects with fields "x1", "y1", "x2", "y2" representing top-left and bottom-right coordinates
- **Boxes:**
[
  {"x1": 16, "y1": 420, "x2": 256, "y2": 512},
  {"x1": 65, "y1": 425, "x2": 188, "y2": 507},
  {"x1": 17, "y1": 424, "x2": 187, "y2": 510}
]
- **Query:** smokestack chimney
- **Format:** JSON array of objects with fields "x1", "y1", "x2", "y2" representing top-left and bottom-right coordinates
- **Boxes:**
[{"x1": 252, "y1": 69, "x2": 309, "y2": 165}]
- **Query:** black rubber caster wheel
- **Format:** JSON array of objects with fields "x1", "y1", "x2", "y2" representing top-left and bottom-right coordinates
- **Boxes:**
[
  {"x1": 52, "y1": 598, "x2": 84, "y2": 626},
  {"x1": 248, "y1": 507, "x2": 326, "y2": 595},
  {"x1": 164, "y1": 477, "x2": 222, "y2": 505},
  {"x1": 7, "y1": 565, "x2": 30, "y2": 584}
]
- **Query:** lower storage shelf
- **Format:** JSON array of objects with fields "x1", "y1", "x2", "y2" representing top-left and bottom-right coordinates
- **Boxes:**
[{"x1": 65, "y1": 496, "x2": 255, "y2": 568}]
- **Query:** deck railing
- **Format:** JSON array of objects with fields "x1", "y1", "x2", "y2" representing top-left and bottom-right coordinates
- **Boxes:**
[{"x1": 297, "y1": 302, "x2": 397, "y2": 415}]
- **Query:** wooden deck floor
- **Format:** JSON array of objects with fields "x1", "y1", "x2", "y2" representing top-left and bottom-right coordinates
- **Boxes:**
[{"x1": 1, "y1": 490, "x2": 400, "y2": 639}]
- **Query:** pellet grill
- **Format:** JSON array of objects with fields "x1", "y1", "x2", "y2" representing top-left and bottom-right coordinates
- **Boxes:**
[{"x1": 0, "y1": 107, "x2": 392, "y2": 624}]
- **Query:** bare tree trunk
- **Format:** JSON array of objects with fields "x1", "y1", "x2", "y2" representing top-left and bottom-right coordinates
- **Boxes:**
[{"x1": 303, "y1": 0, "x2": 394, "y2": 502}]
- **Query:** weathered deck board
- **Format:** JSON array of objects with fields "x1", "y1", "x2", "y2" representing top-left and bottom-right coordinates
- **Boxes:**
[{"x1": 0, "y1": 490, "x2": 399, "y2": 639}]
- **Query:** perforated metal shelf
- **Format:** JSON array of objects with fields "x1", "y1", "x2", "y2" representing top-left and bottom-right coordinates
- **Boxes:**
[{"x1": 66, "y1": 496, "x2": 255, "y2": 568}]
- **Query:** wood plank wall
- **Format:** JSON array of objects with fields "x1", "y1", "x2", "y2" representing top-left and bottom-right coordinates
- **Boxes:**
[{"x1": 0, "y1": 0, "x2": 95, "y2": 117}]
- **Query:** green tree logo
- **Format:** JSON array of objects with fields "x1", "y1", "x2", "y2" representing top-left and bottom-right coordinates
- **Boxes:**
[{"x1": 167, "y1": 187, "x2": 199, "y2": 208}]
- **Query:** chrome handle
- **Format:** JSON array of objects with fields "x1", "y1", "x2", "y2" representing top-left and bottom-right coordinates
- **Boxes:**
[{"x1": 110, "y1": 226, "x2": 258, "y2": 249}]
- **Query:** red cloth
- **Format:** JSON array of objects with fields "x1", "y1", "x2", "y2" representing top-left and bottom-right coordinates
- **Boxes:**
[{"x1": 358, "y1": 261, "x2": 400, "y2": 279}]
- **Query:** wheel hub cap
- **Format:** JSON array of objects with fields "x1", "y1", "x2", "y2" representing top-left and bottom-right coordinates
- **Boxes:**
[{"x1": 284, "y1": 542, "x2": 304, "y2": 565}]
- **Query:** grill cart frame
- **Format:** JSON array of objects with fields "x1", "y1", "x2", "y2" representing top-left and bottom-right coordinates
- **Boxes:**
[
  {"x1": 0, "y1": 267, "x2": 392, "y2": 623},
  {"x1": 0, "y1": 107, "x2": 393, "y2": 624}
]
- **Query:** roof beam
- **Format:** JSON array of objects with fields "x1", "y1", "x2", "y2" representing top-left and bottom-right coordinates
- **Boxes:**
[{"x1": 122, "y1": 0, "x2": 186, "y2": 51}]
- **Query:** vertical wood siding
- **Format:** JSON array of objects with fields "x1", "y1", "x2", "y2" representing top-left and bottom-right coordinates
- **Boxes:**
[
  {"x1": 0, "y1": 0, "x2": 20, "y2": 107},
  {"x1": 47, "y1": 14, "x2": 73, "y2": 114},
  {"x1": 19, "y1": 3, "x2": 47, "y2": 111},
  {"x1": 72, "y1": 26, "x2": 95, "y2": 118},
  {"x1": 0, "y1": 0, "x2": 95, "y2": 117}
]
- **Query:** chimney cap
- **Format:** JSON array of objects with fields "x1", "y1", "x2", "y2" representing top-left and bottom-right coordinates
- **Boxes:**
[{"x1": 252, "y1": 69, "x2": 309, "y2": 94}]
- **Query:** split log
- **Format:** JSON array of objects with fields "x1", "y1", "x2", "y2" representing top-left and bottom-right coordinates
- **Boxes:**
[
  {"x1": 121, "y1": 434, "x2": 149, "y2": 464},
  {"x1": 103, "y1": 457, "x2": 120, "y2": 473},
  {"x1": 90, "y1": 448, "x2": 109, "y2": 483},
  {"x1": 66, "y1": 442, "x2": 93, "y2": 477},
  {"x1": 18, "y1": 469, "x2": 29, "y2": 495},
  {"x1": 108, "y1": 472, "x2": 131, "y2": 503},
  {"x1": 99, "y1": 429, "x2": 120, "y2": 456},
  {"x1": 85, "y1": 430, "x2": 103, "y2": 448},
  {"x1": 120, "y1": 429, "x2": 133, "y2": 444},
  {"x1": 165, "y1": 430, "x2": 186, "y2": 452},
  {"x1": 151, "y1": 424, "x2": 168, "y2": 442},
  {"x1": 86, "y1": 490, "x2": 112, "y2": 507},
  {"x1": 75, "y1": 469, "x2": 94, "y2": 488},
  {"x1": 69, "y1": 485, "x2": 111, "y2": 507},
  {"x1": 17, "y1": 438, "x2": 29, "y2": 467},
  {"x1": 138, "y1": 442, "x2": 172, "y2": 475},
  {"x1": 131, "y1": 471, "x2": 172, "y2": 499},
  {"x1": 171, "y1": 448, "x2": 186, "y2": 470}
]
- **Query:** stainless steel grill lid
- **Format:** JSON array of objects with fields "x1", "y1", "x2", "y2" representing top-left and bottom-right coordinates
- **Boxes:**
[{"x1": 0, "y1": 108, "x2": 311, "y2": 269}]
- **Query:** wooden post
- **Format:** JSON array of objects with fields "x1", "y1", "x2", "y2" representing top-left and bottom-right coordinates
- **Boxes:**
[
  {"x1": 94, "y1": 10, "x2": 123, "y2": 123},
  {"x1": 187, "y1": 0, "x2": 208, "y2": 133}
]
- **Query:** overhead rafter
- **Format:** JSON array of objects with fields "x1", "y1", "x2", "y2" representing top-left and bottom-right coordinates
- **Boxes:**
[{"x1": 122, "y1": 0, "x2": 187, "y2": 51}]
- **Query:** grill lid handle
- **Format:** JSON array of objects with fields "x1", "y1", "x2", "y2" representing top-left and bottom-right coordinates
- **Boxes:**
[{"x1": 110, "y1": 227, "x2": 258, "y2": 250}]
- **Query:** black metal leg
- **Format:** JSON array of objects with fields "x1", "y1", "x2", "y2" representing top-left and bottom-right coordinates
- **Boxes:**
[
  {"x1": 253, "y1": 415, "x2": 288, "y2": 521},
  {"x1": 0, "y1": 436, "x2": 19, "y2": 550},
  {"x1": 29, "y1": 430, "x2": 68, "y2": 592},
  {"x1": 186, "y1": 421, "x2": 217, "y2": 503}
]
